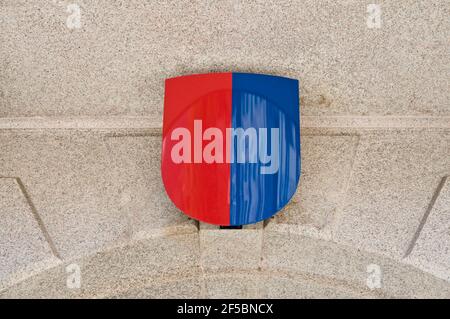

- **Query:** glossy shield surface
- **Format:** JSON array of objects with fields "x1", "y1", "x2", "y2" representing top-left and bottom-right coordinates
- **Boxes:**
[
  {"x1": 162, "y1": 73, "x2": 300, "y2": 226},
  {"x1": 230, "y1": 73, "x2": 300, "y2": 225},
  {"x1": 162, "y1": 73, "x2": 232, "y2": 226}
]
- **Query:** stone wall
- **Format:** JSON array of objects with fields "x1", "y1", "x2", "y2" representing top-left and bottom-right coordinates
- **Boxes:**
[{"x1": 0, "y1": 0, "x2": 449, "y2": 298}]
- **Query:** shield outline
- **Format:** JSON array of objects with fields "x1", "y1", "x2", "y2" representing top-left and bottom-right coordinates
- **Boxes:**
[{"x1": 161, "y1": 72, "x2": 301, "y2": 226}]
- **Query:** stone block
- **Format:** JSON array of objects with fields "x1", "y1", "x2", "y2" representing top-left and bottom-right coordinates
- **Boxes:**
[
  {"x1": 0, "y1": 178, "x2": 59, "y2": 290},
  {"x1": 199, "y1": 223, "x2": 263, "y2": 272}
]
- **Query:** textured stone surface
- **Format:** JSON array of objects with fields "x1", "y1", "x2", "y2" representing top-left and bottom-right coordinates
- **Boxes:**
[
  {"x1": 263, "y1": 229, "x2": 450, "y2": 298},
  {"x1": 105, "y1": 134, "x2": 196, "y2": 241},
  {"x1": 111, "y1": 278, "x2": 202, "y2": 299},
  {"x1": 407, "y1": 177, "x2": 450, "y2": 281},
  {"x1": 0, "y1": 131, "x2": 194, "y2": 260},
  {"x1": 276, "y1": 134, "x2": 358, "y2": 229},
  {"x1": 260, "y1": 273, "x2": 378, "y2": 299},
  {"x1": 199, "y1": 223, "x2": 263, "y2": 271},
  {"x1": 4, "y1": 227, "x2": 449, "y2": 298},
  {"x1": 204, "y1": 273, "x2": 260, "y2": 298},
  {"x1": 0, "y1": 132, "x2": 128, "y2": 259},
  {"x1": 78, "y1": 233, "x2": 200, "y2": 298},
  {"x1": 0, "y1": 178, "x2": 59, "y2": 290},
  {"x1": 205, "y1": 272, "x2": 375, "y2": 299},
  {"x1": 0, "y1": 233, "x2": 200, "y2": 298},
  {"x1": 1, "y1": 129, "x2": 449, "y2": 297},
  {"x1": 1, "y1": 0, "x2": 449, "y2": 298},
  {"x1": 1, "y1": 0, "x2": 448, "y2": 118},
  {"x1": 332, "y1": 131, "x2": 450, "y2": 259}
]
